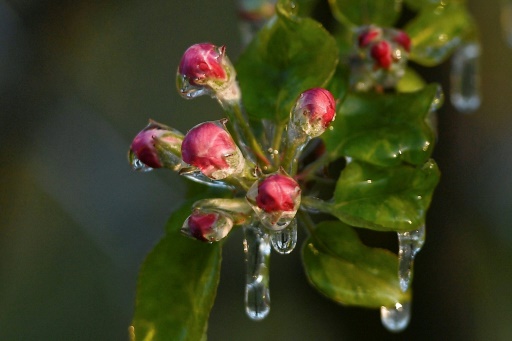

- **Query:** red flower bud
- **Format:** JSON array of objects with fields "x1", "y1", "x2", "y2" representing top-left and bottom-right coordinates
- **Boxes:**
[
  {"x1": 371, "y1": 41, "x2": 393, "y2": 69},
  {"x1": 129, "y1": 121, "x2": 183, "y2": 171},
  {"x1": 358, "y1": 26, "x2": 382, "y2": 48},
  {"x1": 181, "y1": 209, "x2": 233, "y2": 242},
  {"x1": 246, "y1": 171, "x2": 301, "y2": 230},
  {"x1": 393, "y1": 31, "x2": 411, "y2": 53},
  {"x1": 290, "y1": 88, "x2": 336, "y2": 138},
  {"x1": 177, "y1": 43, "x2": 235, "y2": 99},
  {"x1": 181, "y1": 120, "x2": 244, "y2": 180}
]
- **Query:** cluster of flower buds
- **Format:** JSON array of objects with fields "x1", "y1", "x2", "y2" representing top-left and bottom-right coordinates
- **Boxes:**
[
  {"x1": 129, "y1": 43, "x2": 336, "y2": 248},
  {"x1": 352, "y1": 25, "x2": 412, "y2": 90}
]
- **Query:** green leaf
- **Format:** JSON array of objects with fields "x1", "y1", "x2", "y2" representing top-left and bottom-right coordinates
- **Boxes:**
[
  {"x1": 396, "y1": 67, "x2": 426, "y2": 93},
  {"x1": 406, "y1": 3, "x2": 476, "y2": 66},
  {"x1": 330, "y1": 159, "x2": 440, "y2": 231},
  {"x1": 236, "y1": 0, "x2": 338, "y2": 124},
  {"x1": 322, "y1": 84, "x2": 438, "y2": 167},
  {"x1": 132, "y1": 206, "x2": 222, "y2": 341},
  {"x1": 404, "y1": 0, "x2": 466, "y2": 12},
  {"x1": 328, "y1": 0, "x2": 403, "y2": 27},
  {"x1": 302, "y1": 221, "x2": 410, "y2": 308}
]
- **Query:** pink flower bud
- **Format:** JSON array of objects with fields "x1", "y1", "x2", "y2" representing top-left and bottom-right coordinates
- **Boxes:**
[
  {"x1": 181, "y1": 209, "x2": 233, "y2": 242},
  {"x1": 177, "y1": 43, "x2": 236, "y2": 99},
  {"x1": 393, "y1": 31, "x2": 411, "y2": 53},
  {"x1": 246, "y1": 171, "x2": 301, "y2": 230},
  {"x1": 181, "y1": 120, "x2": 245, "y2": 180},
  {"x1": 129, "y1": 121, "x2": 183, "y2": 171},
  {"x1": 290, "y1": 88, "x2": 336, "y2": 138},
  {"x1": 358, "y1": 26, "x2": 382, "y2": 48},
  {"x1": 371, "y1": 41, "x2": 393, "y2": 69}
]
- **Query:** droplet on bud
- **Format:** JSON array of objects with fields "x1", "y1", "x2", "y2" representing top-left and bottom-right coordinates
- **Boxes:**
[
  {"x1": 246, "y1": 170, "x2": 301, "y2": 230},
  {"x1": 270, "y1": 218, "x2": 297, "y2": 254},
  {"x1": 181, "y1": 209, "x2": 233, "y2": 242},
  {"x1": 181, "y1": 120, "x2": 245, "y2": 180}
]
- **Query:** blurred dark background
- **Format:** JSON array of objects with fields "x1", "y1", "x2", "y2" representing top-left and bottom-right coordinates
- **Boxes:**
[{"x1": 1, "y1": 0, "x2": 511, "y2": 340}]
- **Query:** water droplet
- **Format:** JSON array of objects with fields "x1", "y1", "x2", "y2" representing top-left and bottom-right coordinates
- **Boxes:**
[
  {"x1": 398, "y1": 225, "x2": 426, "y2": 292},
  {"x1": 128, "y1": 151, "x2": 153, "y2": 172},
  {"x1": 270, "y1": 218, "x2": 297, "y2": 254},
  {"x1": 501, "y1": 0, "x2": 512, "y2": 47},
  {"x1": 450, "y1": 42, "x2": 481, "y2": 113},
  {"x1": 243, "y1": 224, "x2": 271, "y2": 320},
  {"x1": 380, "y1": 302, "x2": 411, "y2": 332},
  {"x1": 177, "y1": 74, "x2": 209, "y2": 99}
]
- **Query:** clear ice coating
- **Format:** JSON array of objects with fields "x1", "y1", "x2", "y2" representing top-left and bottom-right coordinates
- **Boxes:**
[
  {"x1": 501, "y1": 0, "x2": 512, "y2": 47},
  {"x1": 380, "y1": 302, "x2": 411, "y2": 333},
  {"x1": 243, "y1": 224, "x2": 271, "y2": 320},
  {"x1": 128, "y1": 151, "x2": 153, "y2": 172},
  {"x1": 450, "y1": 42, "x2": 481, "y2": 113},
  {"x1": 179, "y1": 167, "x2": 235, "y2": 189},
  {"x1": 397, "y1": 225, "x2": 426, "y2": 292},
  {"x1": 270, "y1": 218, "x2": 298, "y2": 254}
]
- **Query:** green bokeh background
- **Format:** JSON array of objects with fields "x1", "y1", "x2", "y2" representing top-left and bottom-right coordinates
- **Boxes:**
[{"x1": 1, "y1": 0, "x2": 511, "y2": 340}]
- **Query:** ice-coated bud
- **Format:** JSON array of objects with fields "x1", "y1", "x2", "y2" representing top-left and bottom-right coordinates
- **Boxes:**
[
  {"x1": 246, "y1": 170, "x2": 301, "y2": 230},
  {"x1": 290, "y1": 88, "x2": 336, "y2": 138},
  {"x1": 181, "y1": 120, "x2": 245, "y2": 180},
  {"x1": 181, "y1": 209, "x2": 234, "y2": 242},
  {"x1": 177, "y1": 43, "x2": 236, "y2": 99},
  {"x1": 128, "y1": 120, "x2": 184, "y2": 172},
  {"x1": 371, "y1": 41, "x2": 393, "y2": 69}
]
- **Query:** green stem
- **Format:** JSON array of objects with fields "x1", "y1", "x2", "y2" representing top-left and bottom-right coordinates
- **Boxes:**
[
  {"x1": 226, "y1": 100, "x2": 271, "y2": 168},
  {"x1": 298, "y1": 209, "x2": 316, "y2": 236},
  {"x1": 296, "y1": 152, "x2": 330, "y2": 182}
]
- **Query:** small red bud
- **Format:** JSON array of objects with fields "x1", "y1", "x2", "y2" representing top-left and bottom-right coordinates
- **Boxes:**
[
  {"x1": 291, "y1": 88, "x2": 336, "y2": 137},
  {"x1": 358, "y1": 26, "x2": 382, "y2": 48},
  {"x1": 393, "y1": 31, "x2": 411, "y2": 53},
  {"x1": 182, "y1": 209, "x2": 233, "y2": 242},
  {"x1": 371, "y1": 41, "x2": 393, "y2": 69},
  {"x1": 129, "y1": 121, "x2": 183, "y2": 171},
  {"x1": 246, "y1": 171, "x2": 301, "y2": 230},
  {"x1": 181, "y1": 120, "x2": 244, "y2": 180}
]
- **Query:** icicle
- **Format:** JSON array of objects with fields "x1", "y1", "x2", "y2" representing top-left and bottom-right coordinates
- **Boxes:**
[
  {"x1": 270, "y1": 218, "x2": 297, "y2": 254},
  {"x1": 380, "y1": 302, "x2": 411, "y2": 332},
  {"x1": 450, "y1": 42, "x2": 481, "y2": 113},
  {"x1": 397, "y1": 225, "x2": 426, "y2": 292},
  {"x1": 129, "y1": 153, "x2": 154, "y2": 172},
  {"x1": 501, "y1": 0, "x2": 512, "y2": 48},
  {"x1": 243, "y1": 224, "x2": 271, "y2": 320}
]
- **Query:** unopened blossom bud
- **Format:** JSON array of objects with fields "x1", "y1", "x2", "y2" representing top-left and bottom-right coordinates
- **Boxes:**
[
  {"x1": 290, "y1": 88, "x2": 336, "y2": 138},
  {"x1": 246, "y1": 170, "x2": 301, "y2": 230},
  {"x1": 393, "y1": 31, "x2": 411, "y2": 53},
  {"x1": 358, "y1": 26, "x2": 382, "y2": 48},
  {"x1": 181, "y1": 209, "x2": 233, "y2": 242},
  {"x1": 177, "y1": 43, "x2": 237, "y2": 99},
  {"x1": 181, "y1": 120, "x2": 245, "y2": 180},
  {"x1": 128, "y1": 121, "x2": 184, "y2": 171},
  {"x1": 371, "y1": 41, "x2": 393, "y2": 69}
]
